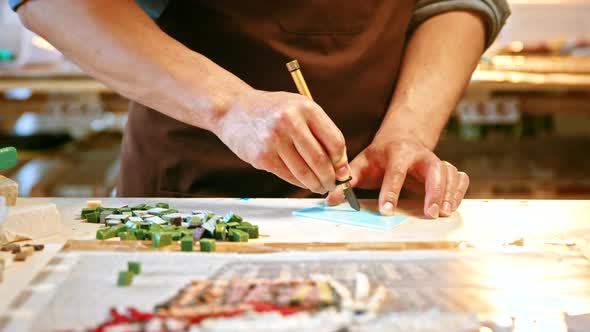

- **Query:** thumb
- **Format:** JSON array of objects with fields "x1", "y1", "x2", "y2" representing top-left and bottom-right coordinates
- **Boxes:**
[{"x1": 325, "y1": 154, "x2": 366, "y2": 206}]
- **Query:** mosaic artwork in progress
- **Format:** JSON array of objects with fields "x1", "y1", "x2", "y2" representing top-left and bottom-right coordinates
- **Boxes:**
[{"x1": 25, "y1": 250, "x2": 590, "y2": 332}]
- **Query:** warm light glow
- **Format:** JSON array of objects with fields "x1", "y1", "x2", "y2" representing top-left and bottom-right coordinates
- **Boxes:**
[
  {"x1": 513, "y1": 313, "x2": 567, "y2": 332},
  {"x1": 31, "y1": 36, "x2": 58, "y2": 52},
  {"x1": 474, "y1": 254, "x2": 590, "y2": 321},
  {"x1": 509, "y1": 41, "x2": 525, "y2": 53}
]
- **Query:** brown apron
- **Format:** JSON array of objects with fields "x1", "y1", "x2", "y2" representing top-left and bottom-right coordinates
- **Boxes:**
[{"x1": 118, "y1": 0, "x2": 415, "y2": 198}]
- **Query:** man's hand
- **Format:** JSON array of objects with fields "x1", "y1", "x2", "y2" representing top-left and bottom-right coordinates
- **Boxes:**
[
  {"x1": 17, "y1": 0, "x2": 351, "y2": 195},
  {"x1": 325, "y1": 10, "x2": 485, "y2": 217},
  {"x1": 325, "y1": 136, "x2": 469, "y2": 218},
  {"x1": 215, "y1": 89, "x2": 350, "y2": 194}
]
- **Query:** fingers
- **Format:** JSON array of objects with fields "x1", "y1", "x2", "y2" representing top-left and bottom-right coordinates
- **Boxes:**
[
  {"x1": 304, "y1": 102, "x2": 349, "y2": 178},
  {"x1": 278, "y1": 142, "x2": 325, "y2": 194},
  {"x1": 325, "y1": 185, "x2": 345, "y2": 206},
  {"x1": 291, "y1": 125, "x2": 337, "y2": 192},
  {"x1": 440, "y1": 161, "x2": 458, "y2": 217},
  {"x1": 419, "y1": 158, "x2": 447, "y2": 219},
  {"x1": 269, "y1": 154, "x2": 306, "y2": 189},
  {"x1": 378, "y1": 162, "x2": 408, "y2": 216},
  {"x1": 325, "y1": 155, "x2": 366, "y2": 206},
  {"x1": 421, "y1": 161, "x2": 468, "y2": 217},
  {"x1": 272, "y1": 97, "x2": 341, "y2": 193},
  {"x1": 454, "y1": 172, "x2": 470, "y2": 210}
]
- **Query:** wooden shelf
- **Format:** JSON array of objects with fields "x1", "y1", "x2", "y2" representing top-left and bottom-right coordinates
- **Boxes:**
[{"x1": 470, "y1": 69, "x2": 590, "y2": 92}]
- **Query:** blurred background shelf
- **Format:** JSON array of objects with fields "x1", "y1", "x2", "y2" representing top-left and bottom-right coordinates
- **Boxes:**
[{"x1": 0, "y1": 0, "x2": 589, "y2": 199}]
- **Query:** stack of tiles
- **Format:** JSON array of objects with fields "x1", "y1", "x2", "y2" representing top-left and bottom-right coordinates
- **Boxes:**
[{"x1": 83, "y1": 202, "x2": 259, "y2": 251}]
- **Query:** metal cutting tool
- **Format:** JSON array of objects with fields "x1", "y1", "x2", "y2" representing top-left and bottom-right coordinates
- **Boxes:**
[{"x1": 286, "y1": 60, "x2": 361, "y2": 211}]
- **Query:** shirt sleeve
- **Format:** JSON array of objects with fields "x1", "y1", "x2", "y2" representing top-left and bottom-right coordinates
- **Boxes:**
[
  {"x1": 410, "y1": 0, "x2": 511, "y2": 49},
  {"x1": 9, "y1": 0, "x2": 170, "y2": 19}
]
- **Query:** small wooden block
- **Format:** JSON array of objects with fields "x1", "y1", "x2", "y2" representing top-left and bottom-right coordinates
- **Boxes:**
[
  {"x1": 133, "y1": 210, "x2": 148, "y2": 217},
  {"x1": 170, "y1": 231, "x2": 182, "y2": 241},
  {"x1": 1, "y1": 244, "x2": 18, "y2": 252},
  {"x1": 117, "y1": 271, "x2": 134, "y2": 287},
  {"x1": 201, "y1": 219, "x2": 216, "y2": 237},
  {"x1": 214, "y1": 223, "x2": 227, "y2": 241},
  {"x1": 21, "y1": 246, "x2": 34, "y2": 256},
  {"x1": 0, "y1": 175, "x2": 18, "y2": 206},
  {"x1": 146, "y1": 216, "x2": 167, "y2": 225},
  {"x1": 13, "y1": 252, "x2": 27, "y2": 262},
  {"x1": 170, "y1": 217, "x2": 182, "y2": 227},
  {"x1": 119, "y1": 232, "x2": 137, "y2": 241},
  {"x1": 105, "y1": 214, "x2": 129, "y2": 221},
  {"x1": 129, "y1": 204, "x2": 147, "y2": 210},
  {"x1": 192, "y1": 227, "x2": 205, "y2": 242},
  {"x1": 229, "y1": 229, "x2": 249, "y2": 242},
  {"x1": 86, "y1": 200, "x2": 102, "y2": 209},
  {"x1": 128, "y1": 261, "x2": 141, "y2": 275},
  {"x1": 96, "y1": 227, "x2": 113, "y2": 240},
  {"x1": 151, "y1": 233, "x2": 172, "y2": 248},
  {"x1": 147, "y1": 207, "x2": 167, "y2": 215},
  {"x1": 0, "y1": 199, "x2": 61, "y2": 245},
  {"x1": 223, "y1": 212, "x2": 242, "y2": 223},
  {"x1": 237, "y1": 225, "x2": 259, "y2": 239},
  {"x1": 106, "y1": 219, "x2": 122, "y2": 226},
  {"x1": 128, "y1": 217, "x2": 143, "y2": 223},
  {"x1": 112, "y1": 224, "x2": 128, "y2": 235},
  {"x1": 199, "y1": 238, "x2": 216, "y2": 252},
  {"x1": 180, "y1": 237, "x2": 194, "y2": 252},
  {"x1": 188, "y1": 216, "x2": 202, "y2": 228},
  {"x1": 25, "y1": 244, "x2": 44, "y2": 251}
]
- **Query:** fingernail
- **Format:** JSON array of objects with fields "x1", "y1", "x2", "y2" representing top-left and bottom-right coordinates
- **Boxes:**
[
  {"x1": 442, "y1": 201, "x2": 452, "y2": 215},
  {"x1": 335, "y1": 165, "x2": 350, "y2": 181},
  {"x1": 381, "y1": 202, "x2": 394, "y2": 216},
  {"x1": 428, "y1": 204, "x2": 440, "y2": 219}
]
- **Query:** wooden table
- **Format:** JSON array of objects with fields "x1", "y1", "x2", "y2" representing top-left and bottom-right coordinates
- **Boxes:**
[
  {"x1": 1, "y1": 198, "x2": 590, "y2": 324},
  {"x1": 39, "y1": 197, "x2": 590, "y2": 244},
  {"x1": 4, "y1": 197, "x2": 590, "y2": 274}
]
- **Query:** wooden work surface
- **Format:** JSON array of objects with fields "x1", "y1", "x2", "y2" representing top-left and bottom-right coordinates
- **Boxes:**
[
  {"x1": 3, "y1": 197, "x2": 590, "y2": 277},
  {"x1": 1, "y1": 197, "x2": 590, "y2": 330},
  {"x1": 39, "y1": 197, "x2": 590, "y2": 246},
  {"x1": 3, "y1": 196, "x2": 588, "y2": 307}
]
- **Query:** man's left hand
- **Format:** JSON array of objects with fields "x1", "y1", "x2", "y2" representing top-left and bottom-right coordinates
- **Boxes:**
[{"x1": 325, "y1": 136, "x2": 469, "y2": 218}]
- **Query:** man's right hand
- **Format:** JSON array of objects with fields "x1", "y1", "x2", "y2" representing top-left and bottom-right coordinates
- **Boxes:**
[{"x1": 214, "y1": 89, "x2": 350, "y2": 194}]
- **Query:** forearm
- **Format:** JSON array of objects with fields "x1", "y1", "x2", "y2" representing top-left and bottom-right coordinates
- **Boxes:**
[
  {"x1": 375, "y1": 11, "x2": 486, "y2": 150},
  {"x1": 18, "y1": 0, "x2": 251, "y2": 132}
]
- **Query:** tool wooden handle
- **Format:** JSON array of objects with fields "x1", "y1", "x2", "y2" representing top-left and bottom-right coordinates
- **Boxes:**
[{"x1": 286, "y1": 60, "x2": 313, "y2": 100}]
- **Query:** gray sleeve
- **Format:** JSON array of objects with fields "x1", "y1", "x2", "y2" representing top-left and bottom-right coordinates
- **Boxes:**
[{"x1": 410, "y1": 0, "x2": 511, "y2": 49}]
